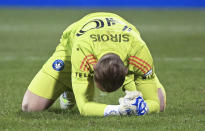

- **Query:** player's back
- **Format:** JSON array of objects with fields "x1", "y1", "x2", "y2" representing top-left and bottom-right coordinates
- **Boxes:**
[{"x1": 71, "y1": 12, "x2": 145, "y2": 63}]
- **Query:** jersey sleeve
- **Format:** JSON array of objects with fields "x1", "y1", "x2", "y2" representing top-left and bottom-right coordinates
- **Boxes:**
[
  {"x1": 71, "y1": 42, "x2": 107, "y2": 116},
  {"x1": 123, "y1": 32, "x2": 154, "y2": 91}
]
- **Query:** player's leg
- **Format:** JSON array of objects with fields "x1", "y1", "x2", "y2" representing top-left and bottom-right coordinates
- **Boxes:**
[
  {"x1": 22, "y1": 52, "x2": 73, "y2": 111},
  {"x1": 156, "y1": 77, "x2": 166, "y2": 111},
  {"x1": 22, "y1": 90, "x2": 54, "y2": 111},
  {"x1": 22, "y1": 21, "x2": 78, "y2": 112},
  {"x1": 135, "y1": 74, "x2": 166, "y2": 113},
  {"x1": 22, "y1": 69, "x2": 69, "y2": 111},
  {"x1": 131, "y1": 41, "x2": 166, "y2": 113}
]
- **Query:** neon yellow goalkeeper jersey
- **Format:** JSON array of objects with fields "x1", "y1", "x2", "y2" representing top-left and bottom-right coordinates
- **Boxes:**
[{"x1": 57, "y1": 12, "x2": 154, "y2": 116}]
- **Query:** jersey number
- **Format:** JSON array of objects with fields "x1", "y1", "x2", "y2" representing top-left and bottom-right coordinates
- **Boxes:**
[{"x1": 76, "y1": 18, "x2": 130, "y2": 36}]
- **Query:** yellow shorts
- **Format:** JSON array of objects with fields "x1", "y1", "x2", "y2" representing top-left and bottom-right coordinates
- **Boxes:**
[{"x1": 28, "y1": 51, "x2": 73, "y2": 100}]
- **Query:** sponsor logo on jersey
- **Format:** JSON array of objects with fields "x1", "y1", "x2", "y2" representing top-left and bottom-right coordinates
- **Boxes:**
[
  {"x1": 52, "y1": 59, "x2": 64, "y2": 71},
  {"x1": 90, "y1": 34, "x2": 129, "y2": 42},
  {"x1": 75, "y1": 72, "x2": 93, "y2": 78}
]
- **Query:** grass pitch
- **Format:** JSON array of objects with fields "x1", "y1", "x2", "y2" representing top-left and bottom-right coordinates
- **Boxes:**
[{"x1": 0, "y1": 9, "x2": 204, "y2": 130}]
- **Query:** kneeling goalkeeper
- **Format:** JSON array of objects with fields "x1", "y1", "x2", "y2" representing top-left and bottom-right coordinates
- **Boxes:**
[{"x1": 22, "y1": 12, "x2": 166, "y2": 116}]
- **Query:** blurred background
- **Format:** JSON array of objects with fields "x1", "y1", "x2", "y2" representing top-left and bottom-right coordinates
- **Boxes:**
[
  {"x1": 1, "y1": 0, "x2": 205, "y2": 7},
  {"x1": 0, "y1": 1, "x2": 205, "y2": 130}
]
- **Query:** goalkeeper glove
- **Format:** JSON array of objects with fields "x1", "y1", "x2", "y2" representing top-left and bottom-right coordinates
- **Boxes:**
[
  {"x1": 119, "y1": 96, "x2": 148, "y2": 116},
  {"x1": 124, "y1": 90, "x2": 143, "y2": 100}
]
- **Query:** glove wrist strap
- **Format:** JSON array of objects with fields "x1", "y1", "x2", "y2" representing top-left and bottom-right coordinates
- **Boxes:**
[{"x1": 104, "y1": 105, "x2": 120, "y2": 116}]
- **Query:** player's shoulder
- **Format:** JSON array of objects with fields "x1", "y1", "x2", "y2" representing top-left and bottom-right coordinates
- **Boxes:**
[
  {"x1": 72, "y1": 12, "x2": 143, "y2": 45},
  {"x1": 76, "y1": 12, "x2": 129, "y2": 26},
  {"x1": 81, "y1": 12, "x2": 122, "y2": 19}
]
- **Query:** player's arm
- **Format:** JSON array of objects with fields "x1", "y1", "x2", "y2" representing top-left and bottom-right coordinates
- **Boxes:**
[
  {"x1": 121, "y1": 31, "x2": 146, "y2": 92},
  {"x1": 123, "y1": 74, "x2": 137, "y2": 91},
  {"x1": 124, "y1": 34, "x2": 163, "y2": 114},
  {"x1": 72, "y1": 77, "x2": 107, "y2": 116},
  {"x1": 71, "y1": 43, "x2": 123, "y2": 116}
]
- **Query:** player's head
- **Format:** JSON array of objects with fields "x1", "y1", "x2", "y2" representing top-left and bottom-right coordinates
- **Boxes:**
[{"x1": 94, "y1": 53, "x2": 128, "y2": 92}]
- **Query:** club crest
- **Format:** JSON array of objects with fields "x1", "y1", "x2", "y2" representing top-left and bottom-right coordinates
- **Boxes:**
[{"x1": 52, "y1": 59, "x2": 64, "y2": 71}]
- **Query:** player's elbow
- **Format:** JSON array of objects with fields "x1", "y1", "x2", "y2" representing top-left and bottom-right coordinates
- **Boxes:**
[
  {"x1": 77, "y1": 102, "x2": 91, "y2": 116},
  {"x1": 78, "y1": 106, "x2": 87, "y2": 116}
]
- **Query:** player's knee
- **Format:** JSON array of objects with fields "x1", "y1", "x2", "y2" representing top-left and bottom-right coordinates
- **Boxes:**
[
  {"x1": 21, "y1": 96, "x2": 45, "y2": 112},
  {"x1": 21, "y1": 99, "x2": 35, "y2": 112},
  {"x1": 160, "y1": 101, "x2": 166, "y2": 112},
  {"x1": 22, "y1": 90, "x2": 53, "y2": 112},
  {"x1": 22, "y1": 92, "x2": 33, "y2": 112},
  {"x1": 21, "y1": 100, "x2": 46, "y2": 112},
  {"x1": 22, "y1": 100, "x2": 29, "y2": 112},
  {"x1": 158, "y1": 88, "x2": 166, "y2": 112}
]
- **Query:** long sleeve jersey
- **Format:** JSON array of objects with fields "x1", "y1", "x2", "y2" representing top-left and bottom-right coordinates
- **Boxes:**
[{"x1": 57, "y1": 12, "x2": 154, "y2": 116}]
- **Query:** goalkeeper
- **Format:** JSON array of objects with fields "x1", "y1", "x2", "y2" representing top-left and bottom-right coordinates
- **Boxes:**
[{"x1": 22, "y1": 12, "x2": 166, "y2": 116}]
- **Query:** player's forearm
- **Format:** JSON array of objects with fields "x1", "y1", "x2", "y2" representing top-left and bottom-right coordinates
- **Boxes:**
[
  {"x1": 72, "y1": 80, "x2": 121, "y2": 116},
  {"x1": 145, "y1": 100, "x2": 160, "y2": 113},
  {"x1": 76, "y1": 101, "x2": 107, "y2": 116},
  {"x1": 76, "y1": 101, "x2": 123, "y2": 116}
]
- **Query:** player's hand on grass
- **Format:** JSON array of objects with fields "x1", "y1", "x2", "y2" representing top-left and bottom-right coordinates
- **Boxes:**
[
  {"x1": 118, "y1": 91, "x2": 148, "y2": 116},
  {"x1": 124, "y1": 90, "x2": 143, "y2": 100}
]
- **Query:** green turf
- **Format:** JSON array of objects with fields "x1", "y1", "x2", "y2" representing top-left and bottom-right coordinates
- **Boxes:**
[{"x1": 0, "y1": 9, "x2": 205, "y2": 130}]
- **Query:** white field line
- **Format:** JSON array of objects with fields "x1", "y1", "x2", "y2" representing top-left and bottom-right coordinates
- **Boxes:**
[
  {"x1": 0, "y1": 24, "x2": 205, "y2": 32},
  {"x1": 1, "y1": 56, "x2": 205, "y2": 62}
]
